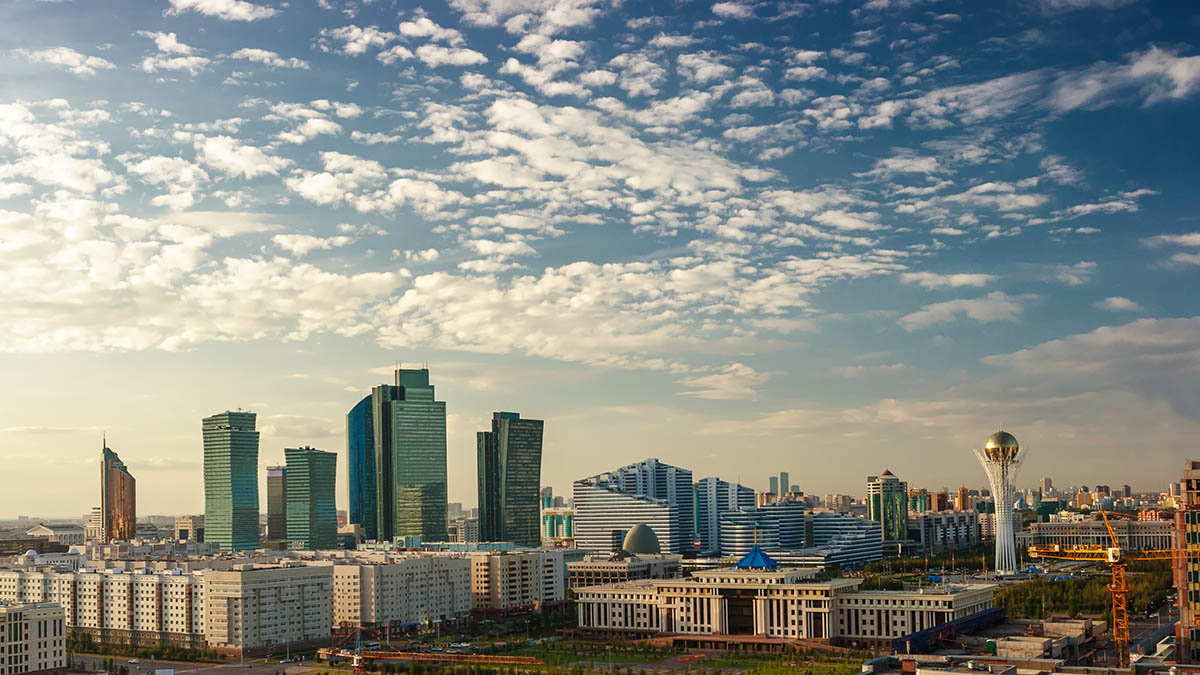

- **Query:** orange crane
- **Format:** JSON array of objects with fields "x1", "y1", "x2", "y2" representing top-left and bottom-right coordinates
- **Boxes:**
[{"x1": 1027, "y1": 510, "x2": 1194, "y2": 668}]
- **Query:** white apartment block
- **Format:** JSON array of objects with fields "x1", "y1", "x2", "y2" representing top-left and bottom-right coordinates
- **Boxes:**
[
  {"x1": 0, "y1": 602, "x2": 66, "y2": 675},
  {"x1": 202, "y1": 564, "x2": 332, "y2": 655},
  {"x1": 330, "y1": 556, "x2": 471, "y2": 630},
  {"x1": 0, "y1": 569, "x2": 204, "y2": 648},
  {"x1": 467, "y1": 550, "x2": 565, "y2": 613},
  {"x1": 575, "y1": 563, "x2": 995, "y2": 647}
]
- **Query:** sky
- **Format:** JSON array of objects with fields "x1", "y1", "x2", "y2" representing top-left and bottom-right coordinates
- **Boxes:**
[{"x1": 1, "y1": 0, "x2": 1199, "y2": 519}]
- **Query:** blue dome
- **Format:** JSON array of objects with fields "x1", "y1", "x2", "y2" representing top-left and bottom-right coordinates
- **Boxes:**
[{"x1": 733, "y1": 545, "x2": 779, "y2": 570}]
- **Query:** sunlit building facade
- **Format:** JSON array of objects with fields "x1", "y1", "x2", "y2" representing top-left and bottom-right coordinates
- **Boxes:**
[
  {"x1": 265, "y1": 465, "x2": 286, "y2": 541},
  {"x1": 101, "y1": 445, "x2": 135, "y2": 543},
  {"x1": 866, "y1": 470, "x2": 907, "y2": 542}
]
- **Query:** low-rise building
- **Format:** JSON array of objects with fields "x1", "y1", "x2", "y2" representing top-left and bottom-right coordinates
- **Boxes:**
[
  {"x1": 330, "y1": 556, "x2": 471, "y2": 630},
  {"x1": 202, "y1": 563, "x2": 332, "y2": 656},
  {"x1": 567, "y1": 552, "x2": 680, "y2": 589},
  {"x1": 0, "y1": 602, "x2": 66, "y2": 675},
  {"x1": 23, "y1": 525, "x2": 85, "y2": 547},
  {"x1": 1017, "y1": 519, "x2": 1172, "y2": 551},
  {"x1": 174, "y1": 516, "x2": 204, "y2": 542}
]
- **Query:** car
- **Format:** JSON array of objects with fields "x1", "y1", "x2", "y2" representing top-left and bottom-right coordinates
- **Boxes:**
[
  {"x1": 280, "y1": 658, "x2": 292, "y2": 663},
  {"x1": 128, "y1": 660, "x2": 140, "y2": 664}
]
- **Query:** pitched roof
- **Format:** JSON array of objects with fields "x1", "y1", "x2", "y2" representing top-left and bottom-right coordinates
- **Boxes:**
[{"x1": 733, "y1": 544, "x2": 779, "y2": 570}]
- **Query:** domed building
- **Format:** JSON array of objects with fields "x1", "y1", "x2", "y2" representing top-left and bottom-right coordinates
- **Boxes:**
[{"x1": 622, "y1": 523, "x2": 661, "y2": 555}]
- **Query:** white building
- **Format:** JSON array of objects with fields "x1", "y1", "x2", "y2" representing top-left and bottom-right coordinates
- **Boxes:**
[
  {"x1": 1017, "y1": 519, "x2": 1172, "y2": 551},
  {"x1": 23, "y1": 525, "x2": 85, "y2": 547},
  {"x1": 573, "y1": 459, "x2": 694, "y2": 554},
  {"x1": 202, "y1": 564, "x2": 332, "y2": 655},
  {"x1": 909, "y1": 511, "x2": 980, "y2": 554},
  {"x1": 467, "y1": 549, "x2": 566, "y2": 613},
  {"x1": 0, "y1": 602, "x2": 66, "y2": 675},
  {"x1": 330, "y1": 556, "x2": 471, "y2": 630},
  {"x1": 0, "y1": 568, "x2": 205, "y2": 648},
  {"x1": 695, "y1": 478, "x2": 755, "y2": 555}
]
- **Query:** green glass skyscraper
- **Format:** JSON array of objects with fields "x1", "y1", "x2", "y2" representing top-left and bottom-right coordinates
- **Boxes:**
[
  {"x1": 374, "y1": 368, "x2": 447, "y2": 542},
  {"x1": 203, "y1": 411, "x2": 260, "y2": 552},
  {"x1": 477, "y1": 412, "x2": 544, "y2": 547},
  {"x1": 285, "y1": 446, "x2": 337, "y2": 550}
]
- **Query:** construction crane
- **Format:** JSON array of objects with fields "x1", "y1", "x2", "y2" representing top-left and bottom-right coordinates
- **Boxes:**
[{"x1": 1027, "y1": 510, "x2": 1195, "y2": 668}]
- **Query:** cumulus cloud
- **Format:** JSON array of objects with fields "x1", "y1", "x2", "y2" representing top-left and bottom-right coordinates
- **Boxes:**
[
  {"x1": 230, "y1": 48, "x2": 309, "y2": 69},
  {"x1": 12, "y1": 47, "x2": 116, "y2": 76},
  {"x1": 899, "y1": 292, "x2": 1027, "y2": 331},
  {"x1": 272, "y1": 233, "x2": 352, "y2": 256},
  {"x1": 165, "y1": 0, "x2": 278, "y2": 21},
  {"x1": 679, "y1": 362, "x2": 771, "y2": 400},
  {"x1": 1094, "y1": 296, "x2": 1141, "y2": 312},
  {"x1": 900, "y1": 272, "x2": 996, "y2": 289}
]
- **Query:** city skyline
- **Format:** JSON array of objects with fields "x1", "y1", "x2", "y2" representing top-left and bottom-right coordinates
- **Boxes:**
[{"x1": 2, "y1": 0, "x2": 1200, "y2": 517}]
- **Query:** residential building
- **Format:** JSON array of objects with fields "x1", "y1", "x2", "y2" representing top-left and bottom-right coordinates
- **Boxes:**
[
  {"x1": 22, "y1": 525, "x2": 84, "y2": 547},
  {"x1": 361, "y1": 368, "x2": 448, "y2": 543},
  {"x1": 1040, "y1": 477, "x2": 1054, "y2": 495},
  {"x1": 330, "y1": 556, "x2": 471, "y2": 630},
  {"x1": 467, "y1": 550, "x2": 566, "y2": 614},
  {"x1": 0, "y1": 602, "x2": 66, "y2": 675},
  {"x1": 573, "y1": 458, "x2": 694, "y2": 554},
  {"x1": 202, "y1": 564, "x2": 333, "y2": 655},
  {"x1": 1177, "y1": 459, "x2": 1200, "y2": 663},
  {"x1": 101, "y1": 445, "x2": 136, "y2": 543},
  {"x1": 173, "y1": 515, "x2": 204, "y2": 542},
  {"x1": 956, "y1": 486, "x2": 971, "y2": 511},
  {"x1": 718, "y1": 502, "x2": 805, "y2": 558},
  {"x1": 285, "y1": 447, "x2": 337, "y2": 550},
  {"x1": 695, "y1": 478, "x2": 754, "y2": 555},
  {"x1": 909, "y1": 489, "x2": 931, "y2": 513},
  {"x1": 203, "y1": 411, "x2": 260, "y2": 552},
  {"x1": 867, "y1": 470, "x2": 908, "y2": 542},
  {"x1": 265, "y1": 466, "x2": 286, "y2": 541},
  {"x1": 573, "y1": 548, "x2": 995, "y2": 646},
  {"x1": 567, "y1": 553, "x2": 680, "y2": 589},
  {"x1": 824, "y1": 494, "x2": 853, "y2": 513},
  {"x1": 477, "y1": 412, "x2": 544, "y2": 547},
  {"x1": 909, "y1": 511, "x2": 980, "y2": 554},
  {"x1": 0, "y1": 569, "x2": 205, "y2": 648}
]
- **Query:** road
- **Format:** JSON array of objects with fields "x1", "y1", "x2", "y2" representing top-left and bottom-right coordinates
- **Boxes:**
[{"x1": 74, "y1": 654, "x2": 309, "y2": 675}]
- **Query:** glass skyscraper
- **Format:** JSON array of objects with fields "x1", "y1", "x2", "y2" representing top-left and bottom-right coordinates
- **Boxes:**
[
  {"x1": 203, "y1": 411, "x2": 260, "y2": 552},
  {"x1": 285, "y1": 446, "x2": 337, "y2": 550},
  {"x1": 866, "y1": 469, "x2": 908, "y2": 542},
  {"x1": 347, "y1": 368, "x2": 447, "y2": 542},
  {"x1": 477, "y1": 412, "x2": 544, "y2": 548},
  {"x1": 101, "y1": 443, "x2": 135, "y2": 543},
  {"x1": 266, "y1": 465, "x2": 287, "y2": 541}
]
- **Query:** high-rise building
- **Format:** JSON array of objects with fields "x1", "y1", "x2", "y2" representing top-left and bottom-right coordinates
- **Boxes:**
[
  {"x1": 1122, "y1": 484, "x2": 1132, "y2": 498},
  {"x1": 866, "y1": 470, "x2": 908, "y2": 541},
  {"x1": 266, "y1": 466, "x2": 287, "y2": 541},
  {"x1": 769, "y1": 476, "x2": 779, "y2": 496},
  {"x1": 974, "y1": 431, "x2": 1025, "y2": 574},
  {"x1": 349, "y1": 368, "x2": 447, "y2": 543},
  {"x1": 101, "y1": 443, "x2": 135, "y2": 542},
  {"x1": 573, "y1": 458, "x2": 694, "y2": 554},
  {"x1": 477, "y1": 412, "x2": 544, "y2": 547},
  {"x1": 779, "y1": 472, "x2": 790, "y2": 496},
  {"x1": 1175, "y1": 460, "x2": 1200, "y2": 662},
  {"x1": 285, "y1": 446, "x2": 337, "y2": 550},
  {"x1": 695, "y1": 477, "x2": 755, "y2": 554},
  {"x1": 1040, "y1": 476, "x2": 1054, "y2": 495},
  {"x1": 203, "y1": 411, "x2": 260, "y2": 552},
  {"x1": 956, "y1": 485, "x2": 971, "y2": 511},
  {"x1": 908, "y1": 488, "x2": 930, "y2": 513}
]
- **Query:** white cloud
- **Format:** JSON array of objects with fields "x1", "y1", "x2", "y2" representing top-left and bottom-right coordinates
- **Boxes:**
[
  {"x1": 1094, "y1": 296, "x2": 1141, "y2": 312},
  {"x1": 12, "y1": 47, "x2": 116, "y2": 76},
  {"x1": 676, "y1": 52, "x2": 732, "y2": 83},
  {"x1": 900, "y1": 272, "x2": 996, "y2": 289},
  {"x1": 711, "y1": 1, "x2": 757, "y2": 19},
  {"x1": 1051, "y1": 261, "x2": 1096, "y2": 286},
  {"x1": 319, "y1": 25, "x2": 395, "y2": 55},
  {"x1": 135, "y1": 31, "x2": 194, "y2": 54},
  {"x1": 831, "y1": 363, "x2": 912, "y2": 377},
  {"x1": 448, "y1": 0, "x2": 612, "y2": 35},
  {"x1": 194, "y1": 135, "x2": 290, "y2": 178},
  {"x1": 165, "y1": 0, "x2": 278, "y2": 21},
  {"x1": 899, "y1": 292, "x2": 1027, "y2": 331},
  {"x1": 415, "y1": 44, "x2": 488, "y2": 67},
  {"x1": 140, "y1": 55, "x2": 211, "y2": 76},
  {"x1": 272, "y1": 233, "x2": 352, "y2": 256},
  {"x1": 230, "y1": 48, "x2": 309, "y2": 69},
  {"x1": 398, "y1": 16, "x2": 465, "y2": 44},
  {"x1": 679, "y1": 362, "x2": 770, "y2": 400}
]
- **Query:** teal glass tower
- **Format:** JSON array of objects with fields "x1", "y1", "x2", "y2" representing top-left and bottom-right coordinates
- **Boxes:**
[
  {"x1": 373, "y1": 368, "x2": 447, "y2": 542},
  {"x1": 285, "y1": 446, "x2": 337, "y2": 550},
  {"x1": 203, "y1": 411, "x2": 260, "y2": 552},
  {"x1": 477, "y1": 412, "x2": 544, "y2": 548}
]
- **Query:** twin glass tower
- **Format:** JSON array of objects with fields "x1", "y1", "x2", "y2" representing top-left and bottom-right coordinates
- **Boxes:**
[{"x1": 348, "y1": 368, "x2": 448, "y2": 542}]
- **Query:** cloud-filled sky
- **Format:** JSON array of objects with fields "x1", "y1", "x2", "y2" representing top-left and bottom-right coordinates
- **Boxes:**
[{"x1": 1, "y1": 0, "x2": 1199, "y2": 518}]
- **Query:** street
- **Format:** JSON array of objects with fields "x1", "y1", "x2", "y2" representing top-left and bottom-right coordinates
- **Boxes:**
[{"x1": 74, "y1": 654, "x2": 307, "y2": 675}]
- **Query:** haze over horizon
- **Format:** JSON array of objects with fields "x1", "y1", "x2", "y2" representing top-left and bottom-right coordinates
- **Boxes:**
[{"x1": 1, "y1": 0, "x2": 1198, "y2": 519}]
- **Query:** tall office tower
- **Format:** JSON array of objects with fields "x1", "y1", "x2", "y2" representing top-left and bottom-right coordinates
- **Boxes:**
[
  {"x1": 573, "y1": 458, "x2": 694, "y2": 553},
  {"x1": 1175, "y1": 460, "x2": 1200, "y2": 662},
  {"x1": 933, "y1": 491, "x2": 950, "y2": 511},
  {"x1": 779, "y1": 472, "x2": 790, "y2": 496},
  {"x1": 347, "y1": 393, "x2": 381, "y2": 540},
  {"x1": 866, "y1": 470, "x2": 908, "y2": 541},
  {"x1": 956, "y1": 485, "x2": 971, "y2": 511},
  {"x1": 1040, "y1": 476, "x2": 1054, "y2": 496},
  {"x1": 1123, "y1": 484, "x2": 1132, "y2": 498},
  {"x1": 284, "y1": 446, "x2": 337, "y2": 550},
  {"x1": 477, "y1": 412, "x2": 544, "y2": 547},
  {"x1": 695, "y1": 477, "x2": 755, "y2": 554},
  {"x1": 974, "y1": 430, "x2": 1025, "y2": 575},
  {"x1": 203, "y1": 411, "x2": 260, "y2": 552},
  {"x1": 769, "y1": 476, "x2": 779, "y2": 496},
  {"x1": 265, "y1": 466, "x2": 287, "y2": 541},
  {"x1": 100, "y1": 443, "x2": 135, "y2": 543}
]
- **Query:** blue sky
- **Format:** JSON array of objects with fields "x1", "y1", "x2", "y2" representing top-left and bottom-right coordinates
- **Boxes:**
[{"x1": 1, "y1": 0, "x2": 1198, "y2": 518}]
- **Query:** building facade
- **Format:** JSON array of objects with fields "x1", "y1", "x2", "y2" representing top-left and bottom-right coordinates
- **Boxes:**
[
  {"x1": 1176, "y1": 459, "x2": 1200, "y2": 663},
  {"x1": 202, "y1": 564, "x2": 332, "y2": 655},
  {"x1": 22, "y1": 526, "x2": 84, "y2": 547},
  {"x1": 695, "y1": 478, "x2": 755, "y2": 555},
  {"x1": 1018, "y1": 519, "x2": 1172, "y2": 551},
  {"x1": 284, "y1": 447, "x2": 337, "y2": 550},
  {"x1": 346, "y1": 393, "x2": 380, "y2": 541},
  {"x1": 331, "y1": 557, "x2": 471, "y2": 630},
  {"x1": 466, "y1": 550, "x2": 565, "y2": 614},
  {"x1": 0, "y1": 602, "x2": 66, "y2": 675},
  {"x1": 866, "y1": 470, "x2": 908, "y2": 542},
  {"x1": 541, "y1": 508, "x2": 573, "y2": 546},
  {"x1": 573, "y1": 459, "x2": 694, "y2": 554},
  {"x1": 476, "y1": 412, "x2": 544, "y2": 547},
  {"x1": 203, "y1": 411, "x2": 260, "y2": 552},
  {"x1": 101, "y1": 446, "x2": 136, "y2": 543},
  {"x1": 909, "y1": 511, "x2": 980, "y2": 554},
  {"x1": 173, "y1": 515, "x2": 204, "y2": 542},
  {"x1": 265, "y1": 466, "x2": 287, "y2": 542},
  {"x1": 718, "y1": 502, "x2": 806, "y2": 558},
  {"x1": 567, "y1": 553, "x2": 680, "y2": 589}
]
